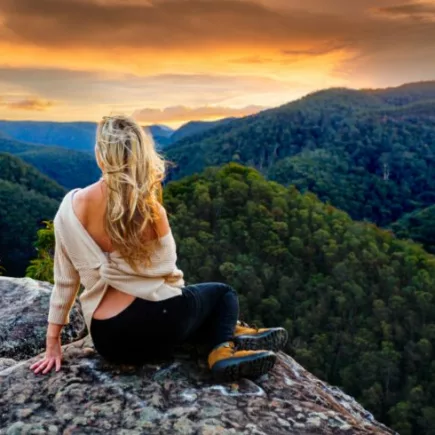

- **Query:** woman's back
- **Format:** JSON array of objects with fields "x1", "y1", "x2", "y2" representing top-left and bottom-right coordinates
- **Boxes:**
[
  {"x1": 72, "y1": 180, "x2": 171, "y2": 319},
  {"x1": 73, "y1": 181, "x2": 113, "y2": 253},
  {"x1": 72, "y1": 181, "x2": 170, "y2": 254}
]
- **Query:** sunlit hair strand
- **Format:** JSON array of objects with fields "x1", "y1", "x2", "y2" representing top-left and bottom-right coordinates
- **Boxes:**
[{"x1": 96, "y1": 115, "x2": 165, "y2": 269}]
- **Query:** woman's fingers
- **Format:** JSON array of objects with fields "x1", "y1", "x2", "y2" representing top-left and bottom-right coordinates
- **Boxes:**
[
  {"x1": 30, "y1": 356, "x2": 61, "y2": 374},
  {"x1": 33, "y1": 359, "x2": 48, "y2": 374},
  {"x1": 30, "y1": 359, "x2": 44, "y2": 370},
  {"x1": 30, "y1": 359, "x2": 48, "y2": 371},
  {"x1": 42, "y1": 359, "x2": 55, "y2": 374}
]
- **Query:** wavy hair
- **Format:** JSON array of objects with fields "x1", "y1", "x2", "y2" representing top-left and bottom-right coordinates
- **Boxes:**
[{"x1": 96, "y1": 115, "x2": 165, "y2": 269}]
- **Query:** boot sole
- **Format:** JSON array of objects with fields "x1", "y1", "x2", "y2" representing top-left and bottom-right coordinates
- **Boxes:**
[
  {"x1": 234, "y1": 328, "x2": 288, "y2": 352},
  {"x1": 211, "y1": 351, "x2": 276, "y2": 381}
]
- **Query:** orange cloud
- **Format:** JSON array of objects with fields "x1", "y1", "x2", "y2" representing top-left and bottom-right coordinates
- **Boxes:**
[
  {"x1": 375, "y1": 2, "x2": 435, "y2": 21},
  {"x1": 0, "y1": 97, "x2": 54, "y2": 111},
  {"x1": 132, "y1": 104, "x2": 266, "y2": 123},
  {"x1": 0, "y1": 0, "x2": 433, "y2": 123},
  {"x1": 0, "y1": 0, "x2": 428, "y2": 87}
]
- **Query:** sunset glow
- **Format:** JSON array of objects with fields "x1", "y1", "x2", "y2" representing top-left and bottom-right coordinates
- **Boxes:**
[{"x1": 0, "y1": 0, "x2": 434, "y2": 125}]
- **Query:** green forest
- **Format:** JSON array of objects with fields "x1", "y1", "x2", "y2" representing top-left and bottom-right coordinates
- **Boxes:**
[
  {"x1": 0, "y1": 136, "x2": 100, "y2": 189},
  {"x1": 0, "y1": 153, "x2": 64, "y2": 275},
  {"x1": 393, "y1": 206, "x2": 435, "y2": 255},
  {"x1": 165, "y1": 83, "x2": 435, "y2": 228},
  {"x1": 28, "y1": 164, "x2": 435, "y2": 435}
]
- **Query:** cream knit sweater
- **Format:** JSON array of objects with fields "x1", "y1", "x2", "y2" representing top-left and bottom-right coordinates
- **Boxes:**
[{"x1": 48, "y1": 189, "x2": 184, "y2": 332}]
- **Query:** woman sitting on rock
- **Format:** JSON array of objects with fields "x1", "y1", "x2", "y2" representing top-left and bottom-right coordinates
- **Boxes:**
[{"x1": 30, "y1": 115, "x2": 287, "y2": 380}]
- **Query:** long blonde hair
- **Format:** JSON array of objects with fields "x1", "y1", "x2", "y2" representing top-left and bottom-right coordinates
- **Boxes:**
[{"x1": 96, "y1": 115, "x2": 165, "y2": 269}]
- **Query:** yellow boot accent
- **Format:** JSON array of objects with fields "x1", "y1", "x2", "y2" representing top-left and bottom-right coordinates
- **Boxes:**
[
  {"x1": 208, "y1": 341, "x2": 276, "y2": 381},
  {"x1": 234, "y1": 321, "x2": 265, "y2": 336},
  {"x1": 233, "y1": 321, "x2": 288, "y2": 352}
]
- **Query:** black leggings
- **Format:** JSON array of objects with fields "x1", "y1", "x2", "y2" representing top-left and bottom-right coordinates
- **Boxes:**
[{"x1": 90, "y1": 283, "x2": 239, "y2": 364}]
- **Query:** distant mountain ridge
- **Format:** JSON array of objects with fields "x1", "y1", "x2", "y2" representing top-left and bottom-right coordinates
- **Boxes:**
[
  {"x1": 164, "y1": 81, "x2": 435, "y2": 227},
  {"x1": 0, "y1": 116, "x2": 240, "y2": 189},
  {"x1": 0, "y1": 136, "x2": 100, "y2": 189},
  {"x1": 367, "y1": 80, "x2": 435, "y2": 105},
  {"x1": 0, "y1": 118, "x2": 231, "y2": 153},
  {"x1": 0, "y1": 121, "x2": 173, "y2": 153},
  {"x1": 171, "y1": 118, "x2": 237, "y2": 142},
  {"x1": 0, "y1": 121, "x2": 97, "y2": 153},
  {"x1": 2, "y1": 80, "x2": 435, "y2": 230}
]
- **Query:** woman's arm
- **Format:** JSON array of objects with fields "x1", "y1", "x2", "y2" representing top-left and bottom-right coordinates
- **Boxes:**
[
  {"x1": 30, "y1": 225, "x2": 80, "y2": 374},
  {"x1": 48, "y1": 226, "x2": 81, "y2": 325},
  {"x1": 157, "y1": 204, "x2": 185, "y2": 287}
]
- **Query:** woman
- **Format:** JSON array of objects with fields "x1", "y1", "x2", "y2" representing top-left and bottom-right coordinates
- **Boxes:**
[{"x1": 30, "y1": 115, "x2": 288, "y2": 381}]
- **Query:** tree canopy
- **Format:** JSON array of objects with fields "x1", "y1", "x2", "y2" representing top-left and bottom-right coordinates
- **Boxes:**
[
  {"x1": 392, "y1": 205, "x2": 435, "y2": 255},
  {"x1": 165, "y1": 84, "x2": 435, "y2": 228},
  {"x1": 0, "y1": 136, "x2": 100, "y2": 189},
  {"x1": 0, "y1": 153, "x2": 63, "y2": 275}
]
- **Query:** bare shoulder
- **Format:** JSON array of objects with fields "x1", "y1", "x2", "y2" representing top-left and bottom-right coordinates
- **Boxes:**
[
  {"x1": 72, "y1": 182, "x2": 104, "y2": 224},
  {"x1": 157, "y1": 202, "x2": 168, "y2": 219},
  {"x1": 155, "y1": 203, "x2": 170, "y2": 237}
]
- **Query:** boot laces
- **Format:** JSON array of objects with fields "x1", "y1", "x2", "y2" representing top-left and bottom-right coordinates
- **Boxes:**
[
  {"x1": 238, "y1": 320, "x2": 259, "y2": 331},
  {"x1": 225, "y1": 341, "x2": 236, "y2": 355}
]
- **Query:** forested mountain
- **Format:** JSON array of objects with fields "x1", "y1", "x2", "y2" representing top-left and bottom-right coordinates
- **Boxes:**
[
  {"x1": 0, "y1": 116, "x2": 241, "y2": 190},
  {"x1": 27, "y1": 164, "x2": 435, "y2": 434},
  {"x1": 148, "y1": 125, "x2": 175, "y2": 148},
  {"x1": 16, "y1": 147, "x2": 100, "y2": 190},
  {"x1": 392, "y1": 205, "x2": 435, "y2": 254},
  {"x1": 0, "y1": 118, "x2": 234, "y2": 153},
  {"x1": 0, "y1": 121, "x2": 176, "y2": 151},
  {"x1": 165, "y1": 81, "x2": 435, "y2": 228},
  {"x1": 368, "y1": 81, "x2": 435, "y2": 105},
  {"x1": 0, "y1": 121, "x2": 96, "y2": 153},
  {"x1": 0, "y1": 153, "x2": 64, "y2": 276},
  {"x1": 0, "y1": 152, "x2": 65, "y2": 199},
  {"x1": 0, "y1": 136, "x2": 100, "y2": 189},
  {"x1": 171, "y1": 117, "x2": 236, "y2": 143}
]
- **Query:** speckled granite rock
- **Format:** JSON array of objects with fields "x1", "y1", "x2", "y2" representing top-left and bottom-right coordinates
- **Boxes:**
[
  {"x1": 0, "y1": 357, "x2": 17, "y2": 371},
  {"x1": 0, "y1": 277, "x2": 86, "y2": 361},
  {"x1": 1, "y1": 342, "x2": 396, "y2": 434},
  {"x1": 0, "y1": 278, "x2": 396, "y2": 435}
]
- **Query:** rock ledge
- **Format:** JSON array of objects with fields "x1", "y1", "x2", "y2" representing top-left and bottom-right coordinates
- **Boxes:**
[{"x1": 0, "y1": 277, "x2": 396, "y2": 435}]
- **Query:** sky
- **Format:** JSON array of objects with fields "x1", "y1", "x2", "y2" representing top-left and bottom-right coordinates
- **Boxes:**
[{"x1": 0, "y1": 0, "x2": 435, "y2": 127}]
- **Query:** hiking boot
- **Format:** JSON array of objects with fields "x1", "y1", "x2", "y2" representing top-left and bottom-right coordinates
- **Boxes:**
[
  {"x1": 208, "y1": 341, "x2": 276, "y2": 381},
  {"x1": 233, "y1": 321, "x2": 288, "y2": 352}
]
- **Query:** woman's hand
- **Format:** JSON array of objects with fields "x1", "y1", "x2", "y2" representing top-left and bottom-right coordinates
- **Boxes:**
[{"x1": 30, "y1": 335, "x2": 62, "y2": 374}]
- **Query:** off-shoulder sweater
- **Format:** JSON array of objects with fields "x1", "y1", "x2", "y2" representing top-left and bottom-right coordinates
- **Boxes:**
[{"x1": 48, "y1": 189, "x2": 184, "y2": 332}]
